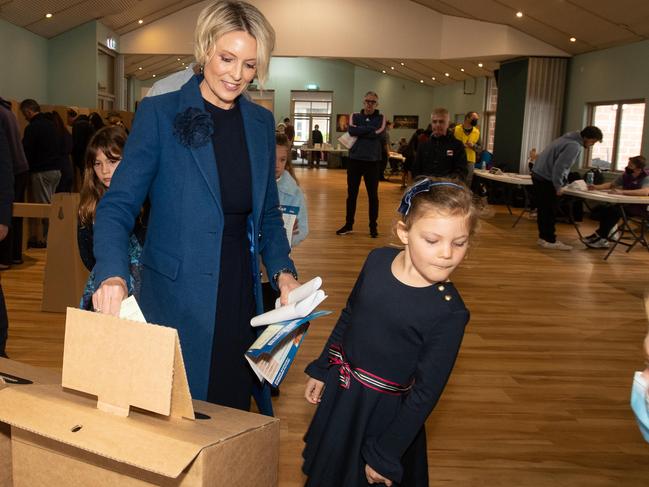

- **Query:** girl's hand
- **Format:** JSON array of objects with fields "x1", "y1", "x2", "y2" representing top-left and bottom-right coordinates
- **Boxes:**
[
  {"x1": 277, "y1": 272, "x2": 300, "y2": 306},
  {"x1": 92, "y1": 277, "x2": 127, "y2": 316},
  {"x1": 365, "y1": 464, "x2": 392, "y2": 486},
  {"x1": 304, "y1": 377, "x2": 325, "y2": 404}
]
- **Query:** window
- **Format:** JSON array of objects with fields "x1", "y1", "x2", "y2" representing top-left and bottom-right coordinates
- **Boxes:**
[
  {"x1": 290, "y1": 91, "x2": 333, "y2": 146},
  {"x1": 587, "y1": 100, "x2": 645, "y2": 170},
  {"x1": 483, "y1": 76, "x2": 498, "y2": 152}
]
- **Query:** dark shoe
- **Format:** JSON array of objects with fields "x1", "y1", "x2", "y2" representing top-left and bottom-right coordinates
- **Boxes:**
[
  {"x1": 11, "y1": 258, "x2": 23, "y2": 265},
  {"x1": 370, "y1": 229, "x2": 378, "y2": 238},
  {"x1": 336, "y1": 225, "x2": 353, "y2": 235}
]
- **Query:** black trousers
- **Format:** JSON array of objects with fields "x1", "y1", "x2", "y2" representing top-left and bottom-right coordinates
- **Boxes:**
[
  {"x1": 532, "y1": 174, "x2": 559, "y2": 243},
  {"x1": 345, "y1": 159, "x2": 380, "y2": 231},
  {"x1": 0, "y1": 171, "x2": 29, "y2": 265},
  {"x1": 0, "y1": 283, "x2": 7, "y2": 356},
  {"x1": 592, "y1": 205, "x2": 622, "y2": 238}
]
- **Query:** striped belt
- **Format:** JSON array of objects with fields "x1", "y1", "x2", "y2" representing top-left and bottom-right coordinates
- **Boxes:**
[{"x1": 328, "y1": 344, "x2": 413, "y2": 396}]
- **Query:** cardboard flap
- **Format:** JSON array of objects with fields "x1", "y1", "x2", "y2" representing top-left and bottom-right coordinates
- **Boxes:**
[
  {"x1": 62, "y1": 308, "x2": 194, "y2": 419},
  {"x1": 0, "y1": 384, "x2": 278, "y2": 478}
]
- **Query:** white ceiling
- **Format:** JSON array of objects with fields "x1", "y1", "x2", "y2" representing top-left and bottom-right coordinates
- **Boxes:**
[{"x1": 2, "y1": 0, "x2": 648, "y2": 84}]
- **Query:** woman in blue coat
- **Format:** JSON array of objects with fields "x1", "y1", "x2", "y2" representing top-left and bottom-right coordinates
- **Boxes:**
[{"x1": 92, "y1": 1, "x2": 299, "y2": 413}]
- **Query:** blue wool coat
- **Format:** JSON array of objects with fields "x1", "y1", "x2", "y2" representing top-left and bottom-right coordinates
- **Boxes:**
[{"x1": 93, "y1": 75, "x2": 296, "y2": 401}]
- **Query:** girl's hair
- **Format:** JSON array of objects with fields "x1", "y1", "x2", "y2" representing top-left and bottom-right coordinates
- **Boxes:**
[
  {"x1": 398, "y1": 177, "x2": 479, "y2": 236},
  {"x1": 275, "y1": 133, "x2": 298, "y2": 184},
  {"x1": 194, "y1": 1, "x2": 275, "y2": 86},
  {"x1": 78, "y1": 126, "x2": 127, "y2": 226}
]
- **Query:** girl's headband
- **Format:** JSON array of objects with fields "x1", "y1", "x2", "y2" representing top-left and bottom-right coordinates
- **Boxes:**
[{"x1": 398, "y1": 179, "x2": 465, "y2": 215}]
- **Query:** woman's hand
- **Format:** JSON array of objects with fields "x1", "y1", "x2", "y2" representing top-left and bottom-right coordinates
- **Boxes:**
[
  {"x1": 304, "y1": 377, "x2": 325, "y2": 404},
  {"x1": 92, "y1": 277, "x2": 128, "y2": 316},
  {"x1": 277, "y1": 272, "x2": 300, "y2": 306},
  {"x1": 365, "y1": 464, "x2": 392, "y2": 486}
]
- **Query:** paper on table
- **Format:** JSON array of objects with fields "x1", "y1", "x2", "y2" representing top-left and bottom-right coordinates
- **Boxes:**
[
  {"x1": 251, "y1": 290, "x2": 327, "y2": 327},
  {"x1": 119, "y1": 296, "x2": 147, "y2": 323},
  {"x1": 274, "y1": 276, "x2": 322, "y2": 309}
]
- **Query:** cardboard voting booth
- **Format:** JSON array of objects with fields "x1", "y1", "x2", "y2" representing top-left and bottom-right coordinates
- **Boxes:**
[
  {"x1": 0, "y1": 358, "x2": 62, "y2": 487},
  {"x1": 0, "y1": 309, "x2": 280, "y2": 486}
]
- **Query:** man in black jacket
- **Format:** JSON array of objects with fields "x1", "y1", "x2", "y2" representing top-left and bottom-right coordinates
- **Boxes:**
[
  {"x1": 336, "y1": 91, "x2": 386, "y2": 238},
  {"x1": 411, "y1": 108, "x2": 467, "y2": 183},
  {"x1": 0, "y1": 124, "x2": 13, "y2": 356},
  {"x1": 67, "y1": 106, "x2": 94, "y2": 179},
  {"x1": 20, "y1": 99, "x2": 61, "y2": 245}
]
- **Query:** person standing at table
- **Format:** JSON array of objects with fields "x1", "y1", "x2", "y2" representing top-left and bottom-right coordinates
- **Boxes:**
[
  {"x1": 583, "y1": 155, "x2": 649, "y2": 249},
  {"x1": 91, "y1": 0, "x2": 300, "y2": 414},
  {"x1": 311, "y1": 124, "x2": 323, "y2": 168},
  {"x1": 531, "y1": 126, "x2": 602, "y2": 251},
  {"x1": 336, "y1": 91, "x2": 386, "y2": 238},
  {"x1": 412, "y1": 107, "x2": 467, "y2": 183},
  {"x1": 453, "y1": 111, "x2": 480, "y2": 187}
]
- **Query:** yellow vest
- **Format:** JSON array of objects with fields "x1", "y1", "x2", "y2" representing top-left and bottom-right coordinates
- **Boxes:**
[{"x1": 453, "y1": 124, "x2": 480, "y2": 164}]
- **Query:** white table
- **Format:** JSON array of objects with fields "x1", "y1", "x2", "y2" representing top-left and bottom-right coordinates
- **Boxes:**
[
  {"x1": 562, "y1": 187, "x2": 649, "y2": 259},
  {"x1": 474, "y1": 169, "x2": 533, "y2": 227}
]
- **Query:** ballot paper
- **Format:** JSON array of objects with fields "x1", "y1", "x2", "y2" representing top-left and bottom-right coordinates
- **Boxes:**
[
  {"x1": 119, "y1": 296, "x2": 147, "y2": 323},
  {"x1": 245, "y1": 310, "x2": 331, "y2": 387},
  {"x1": 280, "y1": 204, "x2": 299, "y2": 247},
  {"x1": 251, "y1": 276, "x2": 326, "y2": 327}
]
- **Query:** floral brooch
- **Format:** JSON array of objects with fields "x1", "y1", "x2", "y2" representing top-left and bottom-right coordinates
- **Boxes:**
[{"x1": 173, "y1": 107, "x2": 213, "y2": 148}]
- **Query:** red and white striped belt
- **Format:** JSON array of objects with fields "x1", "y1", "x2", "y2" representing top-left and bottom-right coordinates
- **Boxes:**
[{"x1": 328, "y1": 344, "x2": 413, "y2": 395}]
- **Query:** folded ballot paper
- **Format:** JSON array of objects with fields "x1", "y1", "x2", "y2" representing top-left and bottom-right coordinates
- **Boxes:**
[{"x1": 246, "y1": 277, "x2": 331, "y2": 387}]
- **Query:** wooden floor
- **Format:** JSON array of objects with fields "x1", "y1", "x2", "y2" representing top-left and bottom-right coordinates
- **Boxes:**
[{"x1": 3, "y1": 166, "x2": 649, "y2": 486}]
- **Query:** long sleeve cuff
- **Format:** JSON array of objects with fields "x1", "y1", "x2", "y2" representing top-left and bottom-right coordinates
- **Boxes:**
[{"x1": 361, "y1": 438, "x2": 403, "y2": 484}]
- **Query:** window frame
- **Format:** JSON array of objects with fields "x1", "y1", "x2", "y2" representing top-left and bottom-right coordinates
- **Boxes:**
[{"x1": 585, "y1": 98, "x2": 645, "y2": 170}]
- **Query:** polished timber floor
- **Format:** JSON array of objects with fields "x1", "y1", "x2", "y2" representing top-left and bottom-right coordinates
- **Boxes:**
[{"x1": 3, "y1": 166, "x2": 649, "y2": 486}]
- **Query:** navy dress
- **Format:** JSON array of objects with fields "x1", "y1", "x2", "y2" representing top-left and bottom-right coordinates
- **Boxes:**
[
  {"x1": 204, "y1": 100, "x2": 257, "y2": 411},
  {"x1": 303, "y1": 247, "x2": 470, "y2": 486}
]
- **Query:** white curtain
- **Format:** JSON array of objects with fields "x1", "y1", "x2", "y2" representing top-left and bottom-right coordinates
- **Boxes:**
[{"x1": 520, "y1": 57, "x2": 568, "y2": 173}]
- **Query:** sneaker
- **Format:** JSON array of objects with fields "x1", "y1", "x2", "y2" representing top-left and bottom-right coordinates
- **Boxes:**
[
  {"x1": 608, "y1": 224, "x2": 621, "y2": 241},
  {"x1": 585, "y1": 237, "x2": 609, "y2": 249},
  {"x1": 370, "y1": 229, "x2": 378, "y2": 238},
  {"x1": 537, "y1": 238, "x2": 573, "y2": 251},
  {"x1": 336, "y1": 225, "x2": 353, "y2": 235},
  {"x1": 583, "y1": 233, "x2": 600, "y2": 243}
]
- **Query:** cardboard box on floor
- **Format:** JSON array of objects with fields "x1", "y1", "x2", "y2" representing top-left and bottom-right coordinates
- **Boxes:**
[
  {"x1": 0, "y1": 357, "x2": 62, "y2": 487},
  {"x1": 0, "y1": 308, "x2": 280, "y2": 486}
]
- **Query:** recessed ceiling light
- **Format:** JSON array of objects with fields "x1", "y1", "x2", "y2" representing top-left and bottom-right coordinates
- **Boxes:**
[
  {"x1": 478, "y1": 62, "x2": 483, "y2": 68},
  {"x1": 400, "y1": 62, "x2": 405, "y2": 66},
  {"x1": 182, "y1": 62, "x2": 185, "y2": 66},
  {"x1": 420, "y1": 80, "x2": 424, "y2": 83},
  {"x1": 444, "y1": 72, "x2": 450, "y2": 77},
  {"x1": 460, "y1": 68, "x2": 465, "y2": 72},
  {"x1": 152, "y1": 74, "x2": 156, "y2": 78},
  {"x1": 138, "y1": 67, "x2": 142, "y2": 70},
  {"x1": 177, "y1": 58, "x2": 181, "y2": 61},
  {"x1": 45, "y1": 13, "x2": 52, "y2": 18},
  {"x1": 431, "y1": 76, "x2": 436, "y2": 80},
  {"x1": 185, "y1": 66, "x2": 189, "y2": 69},
  {"x1": 381, "y1": 70, "x2": 386, "y2": 74},
  {"x1": 390, "y1": 66, "x2": 395, "y2": 70},
  {"x1": 516, "y1": 11, "x2": 523, "y2": 18},
  {"x1": 570, "y1": 37, "x2": 576, "y2": 42},
  {"x1": 138, "y1": 19, "x2": 144, "y2": 24}
]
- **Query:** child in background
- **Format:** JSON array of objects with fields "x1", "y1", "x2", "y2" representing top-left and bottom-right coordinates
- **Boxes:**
[
  {"x1": 77, "y1": 126, "x2": 147, "y2": 310},
  {"x1": 303, "y1": 178, "x2": 477, "y2": 486},
  {"x1": 275, "y1": 132, "x2": 308, "y2": 246}
]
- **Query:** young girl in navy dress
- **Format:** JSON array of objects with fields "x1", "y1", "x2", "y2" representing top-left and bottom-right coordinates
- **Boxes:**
[{"x1": 303, "y1": 178, "x2": 478, "y2": 486}]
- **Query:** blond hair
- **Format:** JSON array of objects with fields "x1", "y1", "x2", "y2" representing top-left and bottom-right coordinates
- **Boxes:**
[
  {"x1": 431, "y1": 107, "x2": 449, "y2": 119},
  {"x1": 194, "y1": 1, "x2": 275, "y2": 86}
]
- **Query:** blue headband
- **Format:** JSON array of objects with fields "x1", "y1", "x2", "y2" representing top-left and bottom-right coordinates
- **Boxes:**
[{"x1": 397, "y1": 180, "x2": 465, "y2": 215}]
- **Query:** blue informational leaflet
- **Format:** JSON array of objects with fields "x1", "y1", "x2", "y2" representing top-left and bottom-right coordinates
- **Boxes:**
[
  {"x1": 245, "y1": 310, "x2": 331, "y2": 387},
  {"x1": 279, "y1": 205, "x2": 299, "y2": 247}
]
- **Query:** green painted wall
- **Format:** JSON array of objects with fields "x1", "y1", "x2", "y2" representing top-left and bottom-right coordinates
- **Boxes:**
[
  {"x1": 48, "y1": 21, "x2": 97, "y2": 108},
  {"x1": 564, "y1": 39, "x2": 649, "y2": 154},
  {"x1": 0, "y1": 19, "x2": 48, "y2": 103},
  {"x1": 266, "y1": 57, "x2": 356, "y2": 141},
  {"x1": 432, "y1": 77, "x2": 487, "y2": 123}
]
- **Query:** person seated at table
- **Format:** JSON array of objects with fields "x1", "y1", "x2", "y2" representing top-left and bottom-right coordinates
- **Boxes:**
[{"x1": 583, "y1": 155, "x2": 649, "y2": 249}]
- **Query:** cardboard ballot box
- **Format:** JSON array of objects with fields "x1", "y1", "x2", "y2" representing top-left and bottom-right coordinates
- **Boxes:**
[
  {"x1": 0, "y1": 358, "x2": 62, "y2": 487},
  {"x1": 0, "y1": 309, "x2": 280, "y2": 486}
]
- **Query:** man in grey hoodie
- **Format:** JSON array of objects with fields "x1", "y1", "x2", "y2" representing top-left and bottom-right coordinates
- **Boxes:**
[{"x1": 531, "y1": 126, "x2": 602, "y2": 250}]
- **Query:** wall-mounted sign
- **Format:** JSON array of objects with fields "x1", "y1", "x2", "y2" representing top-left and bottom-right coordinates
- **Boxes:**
[
  {"x1": 106, "y1": 37, "x2": 117, "y2": 50},
  {"x1": 305, "y1": 83, "x2": 319, "y2": 91}
]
